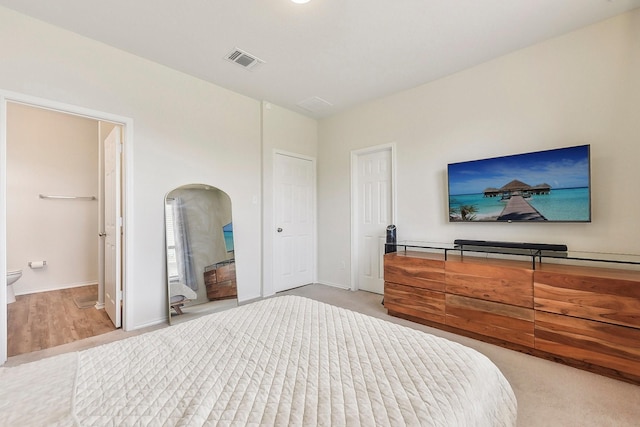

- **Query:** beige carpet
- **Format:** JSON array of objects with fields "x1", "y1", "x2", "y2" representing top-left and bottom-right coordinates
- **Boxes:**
[{"x1": 6, "y1": 284, "x2": 640, "y2": 426}]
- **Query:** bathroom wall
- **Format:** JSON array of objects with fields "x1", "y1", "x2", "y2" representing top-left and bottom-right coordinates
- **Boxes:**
[{"x1": 7, "y1": 103, "x2": 99, "y2": 295}]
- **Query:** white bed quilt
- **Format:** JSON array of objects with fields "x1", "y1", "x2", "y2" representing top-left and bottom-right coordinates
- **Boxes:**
[{"x1": 0, "y1": 296, "x2": 517, "y2": 426}]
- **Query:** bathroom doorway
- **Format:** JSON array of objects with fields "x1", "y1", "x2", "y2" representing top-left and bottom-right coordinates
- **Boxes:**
[{"x1": 3, "y1": 99, "x2": 126, "y2": 358}]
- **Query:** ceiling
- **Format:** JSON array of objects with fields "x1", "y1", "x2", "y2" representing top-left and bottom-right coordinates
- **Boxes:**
[{"x1": 1, "y1": 0, "x2": 639, "y2": 118}]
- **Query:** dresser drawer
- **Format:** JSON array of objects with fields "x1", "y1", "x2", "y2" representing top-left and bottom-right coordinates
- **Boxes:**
[
  {"x1": 384, "y1": 281, "x2": 445, "y2": 324},
  {"x1": 445, "y1": 294, "x2": 535, "y2": 347},
  {"x1": 535, "y1": 311, "x2": 640, "y2": 378},
  {"x1": 534, "y1": 270, "x2": 640, "y2": 328},
  {"x1": 446, "y1": 260, "x2": 533, "y2": 308},
  {"x1": 384, "y1": 253, "x2": 445, "y2": 291}
]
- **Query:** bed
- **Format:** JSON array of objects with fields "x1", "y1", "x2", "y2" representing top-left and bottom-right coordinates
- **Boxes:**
[
  {"x1": 169, "y1": 281, "x2": 199, "y2": 314},
  {"x1": 0, "y1": 296, "x2": 517, "y2": 426}
]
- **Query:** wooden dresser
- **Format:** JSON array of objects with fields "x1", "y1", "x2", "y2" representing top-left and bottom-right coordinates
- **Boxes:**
[
  {"x1": 204, "y1": 260, "x2": 237, "y2": 301},
  {"x1": 384, "y1": 249, "x2": 640, "y2": 384}
]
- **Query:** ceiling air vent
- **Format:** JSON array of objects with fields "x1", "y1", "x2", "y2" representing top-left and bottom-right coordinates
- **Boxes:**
[
  {"x1": 225, "y1": 48, "x2": 265, "y2": 70},
  {"x1": 297, "y1": 96, "x2": 333, "y2": 114}
]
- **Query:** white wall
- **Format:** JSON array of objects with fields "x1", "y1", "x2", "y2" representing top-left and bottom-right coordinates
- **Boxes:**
[
  {"x1": 7, "y1": 103, "x2": 99, "y2": 294},
  {"x1": 0, "y1": 6, "x2": 262, "y2": 329},
  {"x1": 261, "y1": 102, "x2": 318, "y2": 296},
  {"x1": 317, "y1": 10, "x2": 640, "y2": 288}
]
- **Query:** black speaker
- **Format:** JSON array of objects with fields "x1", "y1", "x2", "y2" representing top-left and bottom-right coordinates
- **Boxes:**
[
  {"x1": 385, "y1": 225, "x2": 397, "y2": 254},
  {"x1": 453, "y1": 239, "x2": 567, "y2": 252}
]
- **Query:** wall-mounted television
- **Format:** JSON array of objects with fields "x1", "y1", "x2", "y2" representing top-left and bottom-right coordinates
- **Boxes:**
[
  {"x1": 222, "y1": 222, "x2": 234, "y2": 252},
  {"x1": 447, "y1": 145, "x2": 591, "y2": 223}
]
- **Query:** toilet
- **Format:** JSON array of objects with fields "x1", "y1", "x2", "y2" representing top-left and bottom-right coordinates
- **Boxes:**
[{"x1": 6, "y1": 269, "x2": 22, "y2": 304}]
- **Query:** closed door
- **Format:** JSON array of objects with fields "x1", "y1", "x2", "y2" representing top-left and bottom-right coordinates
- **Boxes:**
[
  {"x1": 354, "y1": 148, "x2": 393, "y2": 294},
  {"x1": 273, "y1": 153, "x2": 315, "y2": 292},
  {"x1": 104, "y1": 127, "x2": 121, "y2": 328}
]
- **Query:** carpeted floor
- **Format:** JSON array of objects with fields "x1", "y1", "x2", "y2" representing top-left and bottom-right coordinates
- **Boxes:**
[{"x1": 6, "y1": 284, "x2": 640, "y2": 426}]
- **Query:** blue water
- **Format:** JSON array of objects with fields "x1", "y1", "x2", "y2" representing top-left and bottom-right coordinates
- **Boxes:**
[
  {"x1": 224, "y1": 230, "x2": 234, "y2": 252},
  {"x1": 449, "y1": 187, "x2": 590, "y2": 221}
]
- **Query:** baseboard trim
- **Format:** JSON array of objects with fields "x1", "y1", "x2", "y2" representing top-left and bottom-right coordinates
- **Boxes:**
[
  {"x1": 315, "y1": 281, "x2": 350, "y2": 290},
  {"x1": 239, "y1": 296, "x2": 264, "y2": 306},
  {"x1": 14, "y1": 281, "x2": 98, "y2": 296},
  {"x1": 130, "y1": 317, "x2": 167, "y2": 331}
]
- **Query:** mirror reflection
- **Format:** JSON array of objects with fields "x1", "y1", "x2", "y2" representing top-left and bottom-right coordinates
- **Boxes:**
[{"x1": 165, "y1": 184, "x2": 237, "y2": 325}]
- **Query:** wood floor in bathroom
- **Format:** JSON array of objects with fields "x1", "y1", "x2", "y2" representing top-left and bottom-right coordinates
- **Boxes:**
[{"x1": 7, "y1": 284, "x2": 116, "y2": 357}]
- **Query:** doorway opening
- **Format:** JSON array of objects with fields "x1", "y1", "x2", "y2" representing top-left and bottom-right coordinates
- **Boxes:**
[{"x1": 1, "y1": 94, "x2": 130, "y2": 362}]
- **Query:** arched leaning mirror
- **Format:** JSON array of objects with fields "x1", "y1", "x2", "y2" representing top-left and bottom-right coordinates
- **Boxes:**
[{"x1": 165, "y1": 184, "x2": 237, "y2": 325}]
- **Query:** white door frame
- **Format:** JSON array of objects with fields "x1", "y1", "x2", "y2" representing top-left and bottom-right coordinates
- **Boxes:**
[
  {"x1": 350, "y1": 143, "x2": 397, "y2": 291},
  {"x1": 271, "y1": 149, "x2": 317, "y2": 293},
  {"x1": 0, "y1": 90, "x2": 134, "y2": 364}
]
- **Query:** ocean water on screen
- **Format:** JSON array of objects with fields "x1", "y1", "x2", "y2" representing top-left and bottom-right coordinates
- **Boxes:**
[{"x1": 449, "y1": 187, "x2": 589, "y2": 221}]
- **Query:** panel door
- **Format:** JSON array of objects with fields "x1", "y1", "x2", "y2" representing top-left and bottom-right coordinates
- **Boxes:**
[
  {"x1": 104, "y1": 127, "x2": 121, "y2": 328},
  {"x1": 356, "y1": 148, "x2": 392, "y2": 294},
  {"x1": 273, "y1": 153, "x2": 315, "y2": 292}
]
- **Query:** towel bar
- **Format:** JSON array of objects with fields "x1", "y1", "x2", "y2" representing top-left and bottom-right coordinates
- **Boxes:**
[{"x1": 39, "y1": 194, "x2": 96, "y2": 201}]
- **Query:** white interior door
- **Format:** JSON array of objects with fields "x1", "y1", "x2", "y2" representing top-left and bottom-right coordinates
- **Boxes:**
[
  {"x1": 104, "y1": 127, "x2": 121, "y2": 328},
  {"x1": 273, "y1": 152, "x2": 315, "y2": 292},
  {"x1": 353, "y1": 147, "x2": 393, "y2": 294}
]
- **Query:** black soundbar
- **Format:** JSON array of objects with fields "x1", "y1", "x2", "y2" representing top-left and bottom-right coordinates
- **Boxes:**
[{"x1": 453, "y1": 239, "x2": 567, "y2": 252}]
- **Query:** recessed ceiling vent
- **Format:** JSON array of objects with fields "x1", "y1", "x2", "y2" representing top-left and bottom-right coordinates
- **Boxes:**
[
  {"x1": 297, "y1": 96, "x2": 333, "y2": 114},
  {"x1": 225, "y1": 48, "x2": 265, "y2": 70}
]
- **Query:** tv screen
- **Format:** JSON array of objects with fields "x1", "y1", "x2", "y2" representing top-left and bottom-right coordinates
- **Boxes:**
[
  {"x1": 222, "y1": 222, "x2": 234, "y2": 252},
  {"x1": 447, "y1": 145, "x2": 591, "y2": 222}
]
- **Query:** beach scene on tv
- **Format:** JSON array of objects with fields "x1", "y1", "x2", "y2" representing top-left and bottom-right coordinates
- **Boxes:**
[{"x1": 448, "y1": 145, "x2": 591, "y2": 222}]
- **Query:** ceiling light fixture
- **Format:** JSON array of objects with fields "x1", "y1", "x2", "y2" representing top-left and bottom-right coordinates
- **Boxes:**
[{"x1": 291, "y1": 0, "x2": 311, "y2": 4}]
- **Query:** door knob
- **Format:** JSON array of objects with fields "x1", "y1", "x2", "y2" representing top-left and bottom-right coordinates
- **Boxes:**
[
  {"x1": 99, "y1": 232, "x2": 106, "y2": 237},
  {"x1": 277, "y1": 228, "x2": 283, "y2": 233}
]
